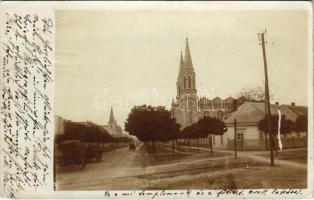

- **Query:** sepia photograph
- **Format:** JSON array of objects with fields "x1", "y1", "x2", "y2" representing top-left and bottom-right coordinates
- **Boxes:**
[{"x1": 53, "y1": 8, "x2": 310, "y2": 191}]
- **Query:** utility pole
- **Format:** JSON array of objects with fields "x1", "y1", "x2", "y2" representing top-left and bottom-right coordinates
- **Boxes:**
[
  {"x1": 259, "y1": 30, "x2": 274, "y2": 166},
  {"x1": 264, "y1": 82, "x2": 268, "y2": 148},
  {"x1": 234, "y1": 118, "x2": 237, "y2": 159}
]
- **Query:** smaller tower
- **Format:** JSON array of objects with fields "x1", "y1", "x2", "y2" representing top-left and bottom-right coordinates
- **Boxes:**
[{"x1": 108, "y1": 106, "x2": 114, "y2": 124}]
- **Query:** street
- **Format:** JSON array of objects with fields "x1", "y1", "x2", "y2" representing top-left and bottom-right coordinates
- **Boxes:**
[{"x1": 56, "y1": 144, "x2": 307, "y2": 190}]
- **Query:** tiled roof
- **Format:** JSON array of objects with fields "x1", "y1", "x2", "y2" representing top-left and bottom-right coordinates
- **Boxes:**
[{"x1": 224, "y1": 102, "x2": 307, "y2": 124}]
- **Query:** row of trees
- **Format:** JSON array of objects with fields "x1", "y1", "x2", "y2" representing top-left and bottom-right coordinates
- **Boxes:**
[
  {"x1": 182, "y1": 117, "x2": 227, "y2": 153},
  {"x1": 55, "y1": 121, "x2": 133, "y2": 145},
  {"x1": 55, "y1": 120, "x2": 134, "y2": 171},
  {"x1": 56, "y1": 121, "x2": 112, "y2": 145},
  {"x1": 258, "y1": 114, "x2": 308, "y2": 149},
  {"x1": 259, "y1": 114, "x2": 308, "y2": 135},
  {"x1": 124, "y1": 105, "x2": 227, "y2": 156}
]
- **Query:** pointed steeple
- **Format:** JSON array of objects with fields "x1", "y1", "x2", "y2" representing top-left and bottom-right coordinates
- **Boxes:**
[
  {"x1": 175, "y1": 38, "x2": 197, "y2": 97},
  {"x1": 177, "y1": 51, "x2": 184, "y2": 79},
  {"x1": 109, "y1": 106, "x2": 114, "y2": 123},
  {"x1": 184, "y1": 38, "x2": 193, "y2": 69}
]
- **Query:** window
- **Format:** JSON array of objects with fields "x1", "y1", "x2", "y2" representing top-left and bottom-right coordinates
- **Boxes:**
[
  {"x1": 184, "y1": 77, "x2": 186, "y2": 89},
  {"x1": 259, "y1": 132, "x2": 264, "y2": 141},
  {"x1": 237, "y1": 133, "x2": 243, "y2": 141},
  {"x1": 188, "y1": 76, "x2": 191, "y2": 89}
]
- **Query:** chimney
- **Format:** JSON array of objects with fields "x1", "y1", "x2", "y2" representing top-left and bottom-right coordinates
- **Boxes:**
[{"x1": 291, "y1": 102, "x2": 295, "y2": 106}]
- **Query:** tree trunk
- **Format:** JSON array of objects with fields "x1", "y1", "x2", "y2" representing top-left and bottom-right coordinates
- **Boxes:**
[
  {"x1": 197, "y1": 138, "x2": 200, "y2": 152},
  {"x1": 172, "y1": 140, "x2": 175, "y2": 155},
  {"x1": 265, "y1": 132, "x2": 268, "y2": 149},
  {"x1": 210, "y1": 134, "x2": 213, "y2": 155},
  {"x1": 145, "y1": 142, "x2": 149, "y2": 154},
  {"x1": 153, "y1": 140, "x2": 156, "y2": 159}
]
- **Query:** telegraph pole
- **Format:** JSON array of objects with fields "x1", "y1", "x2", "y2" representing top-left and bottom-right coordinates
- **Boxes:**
[{"x1": 258, "y1": 30, "x2": 274, "y2": 166}]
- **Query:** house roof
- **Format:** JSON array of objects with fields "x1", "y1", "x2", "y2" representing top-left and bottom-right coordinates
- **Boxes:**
[{"x1": 224, "y1": 102, "x2": 307, "y2": 124}]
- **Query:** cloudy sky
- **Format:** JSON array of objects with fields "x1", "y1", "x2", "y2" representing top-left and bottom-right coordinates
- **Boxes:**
[{"x1": 55, "y1": 8, "x2": 310, "y2": 127}]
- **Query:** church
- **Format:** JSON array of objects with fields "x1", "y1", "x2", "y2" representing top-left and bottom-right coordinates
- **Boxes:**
[
  {"x1": 171, "y1": 38, "x2": 242, "y2": 129},
  {"x1": 102, "y1": 107, "x2": 123, "y2": 137}
]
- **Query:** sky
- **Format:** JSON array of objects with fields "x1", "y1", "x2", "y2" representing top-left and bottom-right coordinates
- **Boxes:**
[{"x1": 55, "y1": 9, "x2": 310, "y2": 128}]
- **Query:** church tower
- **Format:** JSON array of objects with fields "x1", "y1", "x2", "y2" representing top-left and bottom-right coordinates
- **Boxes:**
[
  {"x1": 172, "y1": 38, "x2": 200, "y2": 129},
  {"x1": 106, "y1": 106, "x2": 123, "y2": 136},
  {"x1": 176, "y1": 38, "x2": 197, "y2": 98}
]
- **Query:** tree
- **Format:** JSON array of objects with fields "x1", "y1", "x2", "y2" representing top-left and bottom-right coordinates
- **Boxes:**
[
  {"x1": 56, "y1": 121, "x2": 113, "y2": 145},
  {"x1": 258, "y1": 115, "x2": 295, "y2": 150},
  {"x1": 295, "y1": 115, "x2": 307, "y2": 133},
  {"x1": 197, "y1": 117, "x2": 227, "y2": 154},
  {"x1": 259, "y1": 115, "x2": 295, "y2": 135},
  {"x1": 124, "y1": 105, "x2": 180, "y2": 156},
  {"x1": 237, "y1": 86, "x2": 274, "y2": 102},
  {"x1": 182, "y1": 123, "x2": 202, "y2": 152},
  {"x1": 181, "y1": 117, "x2": 227, "y2": 153}
]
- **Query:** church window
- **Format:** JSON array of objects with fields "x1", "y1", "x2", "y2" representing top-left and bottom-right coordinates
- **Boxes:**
[
  {"x1": 188, "y1": 76, "x2": 191, "y2": 89},
  {"x1": 184, "y1": 77, "x2": 186, "y2": 89}
]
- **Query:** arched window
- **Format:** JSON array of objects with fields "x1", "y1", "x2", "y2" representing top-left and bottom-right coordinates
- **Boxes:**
[
  {"x1": 184, "y1": 77, "x2": 186, "y2": 89},
  {"x1": 188, "y1": 76, "x2": 191, "y2": 89},
  {"x1": 193, "y1": 77, "x2": 195, "y2": 89}
]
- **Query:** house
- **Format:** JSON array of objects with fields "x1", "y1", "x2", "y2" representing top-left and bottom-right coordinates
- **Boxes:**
[{"x1": 211, "y1": 102, "x2": 307, "y2": 150}]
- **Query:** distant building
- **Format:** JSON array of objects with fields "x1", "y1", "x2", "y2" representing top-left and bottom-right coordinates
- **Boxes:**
[
  {"x1": 103, "y1": 107, "x2": 123, "y2": 137},
  {"x1": 54, "y1": 115, "x2": 66, "y2": 135},
  {"x1": 171, "y1": 38, "x2": 244, "y2": 129}
]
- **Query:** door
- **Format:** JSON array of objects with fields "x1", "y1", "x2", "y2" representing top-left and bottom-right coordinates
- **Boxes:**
[{"x1": 237, "y1": 133, "x2": 244, "y2": 149}]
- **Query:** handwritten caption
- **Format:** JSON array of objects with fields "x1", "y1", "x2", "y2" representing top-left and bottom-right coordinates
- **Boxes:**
[
  {"x1": 1, "y1": 12, "x2": 54, "y2": 198},
  {"x1": 103, "y1": 189, "x2": 303, "y2": 199}
]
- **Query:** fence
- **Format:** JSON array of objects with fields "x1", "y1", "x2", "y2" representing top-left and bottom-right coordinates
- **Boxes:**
[{"x1": 227, "y1": 136, "x2": 307, "y2": 150}]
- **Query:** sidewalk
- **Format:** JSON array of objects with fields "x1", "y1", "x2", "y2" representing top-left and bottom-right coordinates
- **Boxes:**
[{"x1": 178, "y1": 145, "x2": 307, "y2": 170}]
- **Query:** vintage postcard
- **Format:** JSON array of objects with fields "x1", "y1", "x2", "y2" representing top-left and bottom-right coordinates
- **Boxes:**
[{"x1": 0, "y1": 1, "x2": 313, "y2": 199}]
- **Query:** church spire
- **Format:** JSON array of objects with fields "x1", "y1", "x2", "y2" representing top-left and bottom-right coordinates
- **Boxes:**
[
  {"x1": 175, "y1": 38, "x2": 197, "y2": 97},
  {"x1": 177, "y1": 51, "x2": 184, "y2": 79},
  {"x1": 184, "y1": 38, "x2": 193, "y2": 69},
  {"x1": 109, "y1": 106, "x2": 114, "y2": 123}
]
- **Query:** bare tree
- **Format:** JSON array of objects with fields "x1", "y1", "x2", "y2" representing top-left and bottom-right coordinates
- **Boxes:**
[{"x1": 237, "y1": 86, "x2": 274, "y2": 102}]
